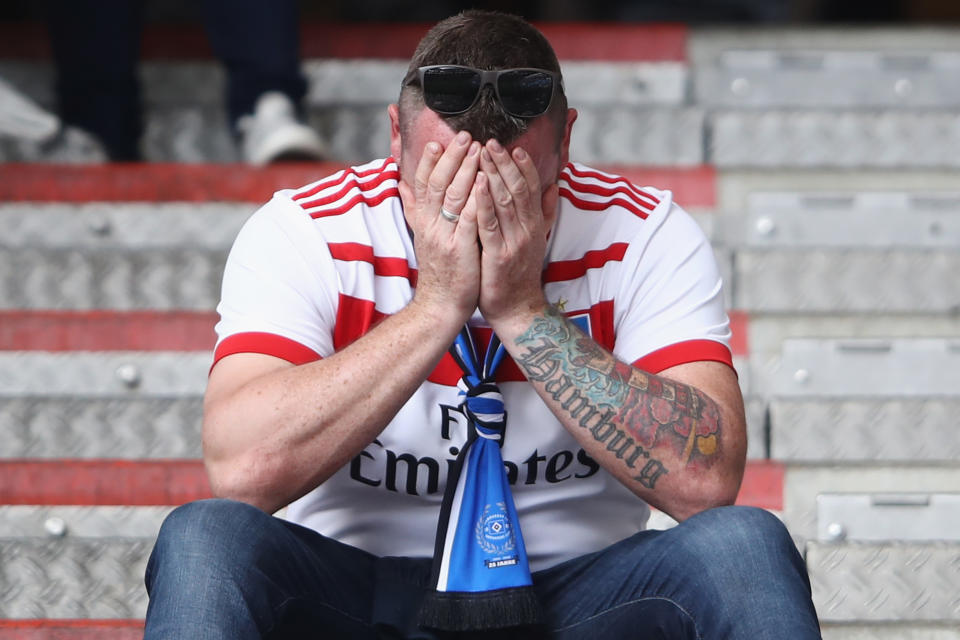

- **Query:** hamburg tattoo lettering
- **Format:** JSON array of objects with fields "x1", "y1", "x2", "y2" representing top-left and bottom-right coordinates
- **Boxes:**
[{"x1": 515, "y1": 306, "x2": 721, "y2": 491}]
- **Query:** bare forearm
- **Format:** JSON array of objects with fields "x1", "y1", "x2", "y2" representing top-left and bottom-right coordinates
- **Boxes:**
[
  {"x1": 203, "y1": 299, "x2": 462, "y2": 513},
  {"x1": 493, "y1": 304, "x2": 744, "y2": 521}
]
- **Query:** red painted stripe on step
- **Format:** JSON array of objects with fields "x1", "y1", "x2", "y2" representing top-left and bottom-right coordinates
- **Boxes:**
[
  {"x1": 729, "y1": 310, "x2": 749, "y2": 357},
  {"x1": 0, "y1": 22, "x2": 687, "y2": 62},
  {"x1": 0, "y1": 459, "x2": 779, "y2": 510},
  {"x1": 0, "y1": 163, "x2": 344, "y2": 203},
  {"x1": 0, "y1": 164, "x2": 715, "y2": 208},
  {"x1": 736, "y1": 461, "x2": 784, "y2": 511},
  {"x1": 0, "y1": 460, "x2": 212, "y2": 506},
  {"x1": 0, "y1": 311, "x2": 217, "y2": 351},
  {"x1": 0, "y1": 619, "x2": 144, "y2": 640}
]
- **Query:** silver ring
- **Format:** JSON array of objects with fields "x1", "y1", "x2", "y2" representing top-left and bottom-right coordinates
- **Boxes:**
[{"x1": 440, "y1": 208, "x2": 460, "y2": 223}]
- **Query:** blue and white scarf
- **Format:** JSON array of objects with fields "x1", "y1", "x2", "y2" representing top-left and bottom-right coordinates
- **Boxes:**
[{"x1": 418, "y1": 326, "x2": 542, "y2": 631}]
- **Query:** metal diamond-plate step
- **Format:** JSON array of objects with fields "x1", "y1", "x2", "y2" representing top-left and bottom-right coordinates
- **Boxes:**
[
  {"x1": 571, "y1": 107, "x2": 705, "y2": 166},
  {"x1": 0, "y1": 60, "x2": 695, "y2": 165},
  {"x1": 716, "y1": 169, "x2": 960, "y2": 213},
  {"x1": 696, "y1": 50, "x2": 960, "y2": 108},
  {"x1": 690, "y1": 28, "x2": 960, "y2": 65},
  {"x1": 0, "y1": 248, "x2": 225, "y2": 310},
  {"x1": 821, "y1": 624, "x2": 960, "y2": 640},
  {"x1": 0, "y1": 507, "x2": 172, "y2": 538},
  {"x1": 711, "y1": 110, "x2": 960, "y2": 168},
  {"x1": 808, "y1": 541, "x2": 960, "y2": 623},
  {"x1": 0, "y1": 397, "x2": 202, "y2": 459},
  {"x1": 0, "y1": 352, "x2": 210, "y2": 397},
  {"x1": 0, "y1": 203, "x2": 252, "y2": 249},
  {"x1": 817, "y1": 493, "x2": 960, "y2": 543},
  {"x1": 734, "y1": 249, "x2": 960, "y2": 313},
  {"x1": 766, "y1": 338, "x2": 960, "y2": 397},
  {"x1": 770, "y1": 398, "x2": 960, "y2": 462},
  {"x1": 783, "y1": 465, "x2": 960, "y2": 545},
  {"x1": 0, "y1": 539, "x2": 150, "y2": 619},
  {"x1": 723, "y1": 191, "x2": 960, "y2": 248}
]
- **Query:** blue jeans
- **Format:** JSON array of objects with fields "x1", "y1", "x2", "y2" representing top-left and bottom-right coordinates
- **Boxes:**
[{"x1": 144, "y1": 500, "x2": 821, "y2": 639}]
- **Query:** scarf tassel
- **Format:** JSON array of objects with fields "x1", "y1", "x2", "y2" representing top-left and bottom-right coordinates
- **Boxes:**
[{"x1": 419, "y1": 585, "x2": 543, "y2": 631}]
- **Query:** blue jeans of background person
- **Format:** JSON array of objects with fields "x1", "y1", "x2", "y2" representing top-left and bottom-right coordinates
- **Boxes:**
[{"x1": 144, "y1": 499, "x2": 821, "y2": 639}]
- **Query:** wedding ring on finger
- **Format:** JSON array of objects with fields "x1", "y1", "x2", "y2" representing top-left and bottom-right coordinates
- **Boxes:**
[{"x1": 440, "y1": 207, "x2": 460, "y2": 223}]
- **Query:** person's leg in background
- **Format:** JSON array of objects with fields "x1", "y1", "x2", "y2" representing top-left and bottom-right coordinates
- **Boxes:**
[
  {"x1": 534, "y1": 506, "x2": 822, "y2": 639},
  {"x1": 47, "y1": 0, "x2": 143, "y2": 161},
  {"x1": 201, "y1": 0, "x2": 325, "y2": 165},
  {"x1": 143, "y1": 499, "x2": 379, "y2": 640}
]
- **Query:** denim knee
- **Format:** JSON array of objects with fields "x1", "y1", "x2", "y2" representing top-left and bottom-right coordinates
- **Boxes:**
[
  {"x1": 670, "y1": 506, "x2": 807, "y2": 591},
  {"x1": 147, "y1": 498, "x2": 278, "y2": 586}
]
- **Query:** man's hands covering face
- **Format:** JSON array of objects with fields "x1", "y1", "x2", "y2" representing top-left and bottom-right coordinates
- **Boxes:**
[
  {"x1": 475, "y1": 139, "x2": 557, "y2": 324},
  {"x1": 398, "y1": 132, "x2": 557, "y2": 326}
]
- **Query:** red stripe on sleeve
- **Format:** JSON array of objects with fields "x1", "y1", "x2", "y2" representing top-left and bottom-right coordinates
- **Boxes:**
[
  {"x1": 212, "y1": 332, "x2": 321, "y2": 368},
  {"x1": 632, "y1": 339, "x2": 734, "y2": 374}
]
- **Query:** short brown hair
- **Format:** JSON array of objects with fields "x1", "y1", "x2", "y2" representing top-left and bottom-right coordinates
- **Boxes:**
[{"x1": 398, "y1": 10, "x2": 568, "y2": 145}]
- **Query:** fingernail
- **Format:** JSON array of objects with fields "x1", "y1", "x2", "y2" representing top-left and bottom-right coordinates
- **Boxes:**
[
  {"x1": 513, "y1": 147, "x2": 527, "y2": 161},
  {"x1": 426, "y1": 142, "x2": 441, "y2": 155},
  {"x1": 456, "y1": 131, "x2": 470, "y2": 145},
  {"x1": 488, "y1": 139, "x2": 503, "y2": 153}
]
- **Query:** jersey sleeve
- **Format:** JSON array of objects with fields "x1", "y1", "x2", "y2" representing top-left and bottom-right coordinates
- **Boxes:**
[
  {"x1": 212, "y1": 193, "x2": 340, "y2": 369},
  {"x1": 613, "y1": 197, "x2": 733, "y2": 374}
]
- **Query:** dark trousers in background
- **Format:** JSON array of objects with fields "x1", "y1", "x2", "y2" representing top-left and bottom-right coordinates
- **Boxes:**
[{"x1": 46, "y1": 0, "x2": 307, "y2": 160}]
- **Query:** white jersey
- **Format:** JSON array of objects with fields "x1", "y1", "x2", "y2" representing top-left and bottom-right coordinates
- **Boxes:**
[{"x1": 214, "y1": 158, "x2": 733, "y2": 571}]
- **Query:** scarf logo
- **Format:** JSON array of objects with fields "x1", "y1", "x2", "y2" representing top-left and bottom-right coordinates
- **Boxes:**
[{"x1": 476, "y1": 502, "x2": 519, "y2": 567}]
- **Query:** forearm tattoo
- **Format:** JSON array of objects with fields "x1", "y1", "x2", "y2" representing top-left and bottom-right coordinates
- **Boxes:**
[{"x1": 515, "y1": 306, "x2": 722, "y2": 490}]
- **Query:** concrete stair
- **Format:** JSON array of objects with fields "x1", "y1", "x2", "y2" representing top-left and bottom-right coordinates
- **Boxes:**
[{"x1": 2, "y1": 20, "x2": 960, "y2": 638}]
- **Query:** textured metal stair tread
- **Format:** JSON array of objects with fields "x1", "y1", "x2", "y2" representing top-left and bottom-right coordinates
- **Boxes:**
[
  {"x1": 1, "y1": 396, "x2": 202, "y2": 459},
  {"x1": 0, "y1": 59, "x2": 688, "y2": 109},
  {"x1": 782, "y1": 465, "x2": 960, "y2": 545},
  {"x1": 0, "y1": 164, "x2": 717, "y2": 209},
  {"x1": 696, "y1": 50, "x2": 960, "y2": 108},
  {"x1": 770, "y1": 397, "x2": 960, "y2": 462},
  {"x1": 733, "y1": 249, "x2": 960, "y2": 313},
  {"x1": 0, "y1": 203, "x2": 252, "y2": 249},
  {"x1": 689, "y1": 27, "x2": 960, "y2": 64},
  {"x1": 821, "y1": 624, "x2": 960, "y2": 640},
  {"x1": 816, "y1": 493, "x2": 960, "y2": 543},
  {"x1": 0, "y1": 246, "x2": 225, "y2": 310},
  {"x1": 0, "y1": 352, "x2": 210, "y2": 396},
  {"x1": 710, "y1": 110, "x2": 960, "y2": 168},
  {"x1": 807, "y1": 541, "x2": 960, "y2": 622},
  {"x1": 0, "y1": 539, "x2": 151, "y2": 619},
  {"x1": 0, "y1": 506, "x2": 173, "y2": 538},
  {"x1": 716, "y1": 169, "x2": 960, "y2": 213},
  {"x1": 766, "y1": 338, "x2": 960, "y2": 397},
  {"x1": 723, "y1": 191, "x2": 960, "y2": 248}
]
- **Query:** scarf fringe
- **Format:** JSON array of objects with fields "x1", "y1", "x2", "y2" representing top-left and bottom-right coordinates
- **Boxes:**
[{"x1": 418, "y1": 586, "x2": 543, "y2": 631}]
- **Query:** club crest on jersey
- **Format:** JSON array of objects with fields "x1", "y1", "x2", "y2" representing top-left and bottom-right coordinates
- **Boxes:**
[{"x1": 553, "y1": 298, "x2": 593, "y2": 337}]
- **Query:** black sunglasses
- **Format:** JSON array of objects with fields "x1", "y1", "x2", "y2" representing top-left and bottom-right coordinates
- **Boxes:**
[{"x1": 409, "y1": 65, "x2": 561, "y2": 118}]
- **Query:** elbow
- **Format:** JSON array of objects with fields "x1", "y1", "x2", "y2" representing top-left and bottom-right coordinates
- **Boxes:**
[
  {"x1": 204, "y1": 452, "x2": 282, "y2": 514},
  {"x1": 671, "y1": 474, "x2": 741, "y2": 522}
]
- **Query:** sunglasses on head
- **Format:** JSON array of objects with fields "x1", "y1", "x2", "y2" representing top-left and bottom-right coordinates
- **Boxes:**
[{"x1": 410, "y1": 65, "x2": 561, "y2": 118}]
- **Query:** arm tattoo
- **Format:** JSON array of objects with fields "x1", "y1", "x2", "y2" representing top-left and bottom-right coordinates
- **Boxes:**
[{"x1": 515, "y1": 306, "x2": 722, "y2": 491}]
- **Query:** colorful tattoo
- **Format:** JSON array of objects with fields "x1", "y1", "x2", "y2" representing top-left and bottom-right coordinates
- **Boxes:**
[{"x1": 515, "y1": 306, "x2": 722, "y2": 490}]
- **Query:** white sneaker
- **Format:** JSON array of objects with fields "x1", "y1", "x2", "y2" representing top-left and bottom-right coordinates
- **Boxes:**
[
  {"x1": 238, "y1": 91, "x2": 326, "y2": 166},
  {"x1": 0, "y1": 75, "x2": 60, "y2": 142}
]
